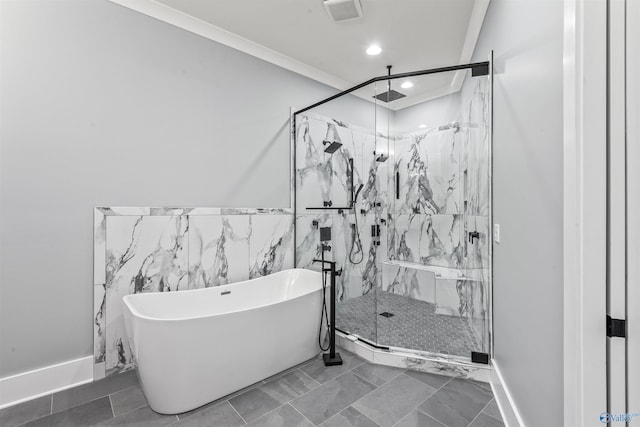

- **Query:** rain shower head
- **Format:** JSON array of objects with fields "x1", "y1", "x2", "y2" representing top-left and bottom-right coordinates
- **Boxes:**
[
  {"x1": 373, "y1": 90, "x2": 406, "y2": 103},
  {"x1": 323, "y1": 140, "x2": 343, "y2": 153}
]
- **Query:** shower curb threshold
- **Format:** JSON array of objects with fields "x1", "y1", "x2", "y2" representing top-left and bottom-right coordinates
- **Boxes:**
[{"x1": 335, "y1": 331, "x2": 492, "y2": 383}]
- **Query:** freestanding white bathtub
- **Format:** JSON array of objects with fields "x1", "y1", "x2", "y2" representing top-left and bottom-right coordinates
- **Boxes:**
[{"x1": 122, "y1": 268, "x2": 324, "y2": 414}]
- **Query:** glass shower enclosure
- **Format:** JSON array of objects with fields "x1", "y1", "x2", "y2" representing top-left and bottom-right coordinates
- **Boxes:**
[{"x1": 293, "y1": 60, "x2": 492, "y2": 364}]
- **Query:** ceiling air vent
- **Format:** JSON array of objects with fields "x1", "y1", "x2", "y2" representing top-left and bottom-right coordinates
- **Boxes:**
[{"x1": 324, "y1": 0, "x2": 363, "y2": 22}]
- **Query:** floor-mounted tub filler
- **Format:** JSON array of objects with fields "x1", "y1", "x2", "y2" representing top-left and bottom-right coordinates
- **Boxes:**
[{"x1": 122, "y1": 268, "x2": 323, "y2": 414}]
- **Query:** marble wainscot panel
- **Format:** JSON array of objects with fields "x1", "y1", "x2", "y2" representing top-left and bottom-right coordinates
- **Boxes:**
[
  {"x1": 94, "y1": 207, "x2": 296, "y2": 379},
  {"x1": 188, "y1": 215, "x2": 250, "y2": 288},
  {"x1": 93, "y1": 284, "x2": 106, "y2": 379},
  {"x1": 93, "y1": 209, "x2": 107, "y2": 375},
  {"x1": 105, "y1": 215, "x2": 189, "y2": 375},
  {"x1": 249, "y1": 214, "x2": 294, "y2": 278}
]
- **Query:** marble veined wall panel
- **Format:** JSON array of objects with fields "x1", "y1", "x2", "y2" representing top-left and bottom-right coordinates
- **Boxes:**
[
  {"x1": 295, "y1": 115, "x2": 364, "y2": 212},
  {"x1": 95, "y1": 208, "x2": 294, "y2": 378},
  {"x1": 104, "y1": 215, "x2": 188, "y2": 374},
  {"x1": 188, "y1": 215, "x2": 250, "y2": 288},
  {"x1": 249, "y1": 215, "x2": 294, "y2": 279}
]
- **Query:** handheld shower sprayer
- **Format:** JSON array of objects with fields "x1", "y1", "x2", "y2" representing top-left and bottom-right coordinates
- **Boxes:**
[
  {"x1": 353, "y1": 184, "x2": 364, "y2": 205},
  {"x1": 349, "y1": 182, "x2": 365, "y2": 265}
]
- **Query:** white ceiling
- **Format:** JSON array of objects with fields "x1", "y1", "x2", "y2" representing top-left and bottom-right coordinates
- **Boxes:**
[{"x1": 110, "y1": 0, "x2": 490, "y2": 110}]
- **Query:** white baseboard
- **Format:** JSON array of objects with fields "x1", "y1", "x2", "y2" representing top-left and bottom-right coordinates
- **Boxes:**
[
  {"x1": 0, "y1": 356, "x2": 93, "y2": 410},
  {"x1": 490, "y1": 359, "x2": 526, "y2": 427}
]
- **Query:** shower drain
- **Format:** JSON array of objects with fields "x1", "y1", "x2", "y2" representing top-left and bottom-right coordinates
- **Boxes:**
[{"x1": 379, "y1": 312, "x2": 395, "y2": 318}]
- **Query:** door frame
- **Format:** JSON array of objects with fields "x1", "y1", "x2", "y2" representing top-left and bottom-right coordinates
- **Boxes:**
[{"x1": 563, "y1": 0, "x2": 608, "y2": 426}]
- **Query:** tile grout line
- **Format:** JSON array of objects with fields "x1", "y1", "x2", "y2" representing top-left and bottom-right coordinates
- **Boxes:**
[
  {"x1": 289, "y1": 402, "x2": 317, "y2": 426},
  {"x1": 412, "y1": 410, "x2": 449, "y2": 427},
  {"x1": 348, "y1": 371, "x2": 414, "y2": 415},
  {"x1": 227, "y1": 400, "x2": 248, "y2": 425},
  {"x1": 480, "y1": 399, "x2": 503, "y2": 423},
  {"x1": 483, "y1": 410, "x2": 503, "y2": 423},
  {"x1": 408, "y1": 371, "x2": 455, "y2": 405},
  {"x1": 296, "y1": 369, "x2": 322, "y2": 388},
  {"x1": 467, "y1": 398, "x2": 497, "y2": 426},
  {"x1": 302, "y1": 356, "x2": 367, "y2": 387},
  {"x1": 356, "y1": 407, "x2": 383, "y2": 427},
  {"x1": 406, "y1": 375, "x2": 456, "y2": 426},
  {"x1": 112, "y1": 402, "x2": 148, "y2": 419},
  {"x1": 346, "y1": 369, "x2": 378, "y2": 389},
  {"x1": 349, "y1": 366, "x2": 406, "y2": 389},
  {"x1": 108, "y1": 395, "x2": 115, "y2": 419}
]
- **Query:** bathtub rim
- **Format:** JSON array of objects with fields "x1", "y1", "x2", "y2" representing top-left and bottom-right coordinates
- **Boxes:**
[{"x1": 122, "y1": 268, "x2": 325, "y2": 322}]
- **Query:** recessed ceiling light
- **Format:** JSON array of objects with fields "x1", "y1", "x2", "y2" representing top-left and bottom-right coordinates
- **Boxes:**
[
  {"x1": 366, "y1": 45, "x2": 382, "y2": 56},
  {"x1": 401, "y1": 81, "x2": 414, "y2": 89},
  {"x1": 419, "y1": 124, "x2": 427, "y2": 129}
]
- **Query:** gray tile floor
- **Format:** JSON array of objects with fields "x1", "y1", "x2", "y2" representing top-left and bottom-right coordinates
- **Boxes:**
[
  {"x1": 337, "y1": 291, "x2": 480, "y2": 357},
  {"x1": 0, "y1": 348, "x2": 503, "y2": 427}
]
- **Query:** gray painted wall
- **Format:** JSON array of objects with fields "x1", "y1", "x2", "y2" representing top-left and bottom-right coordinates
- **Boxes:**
[
  {"x1": 472, "y1": 0, "x2": 564, "y2": 425},
  {"x1": 0, "y1": 0, "x2": 378, "y2": 377}
]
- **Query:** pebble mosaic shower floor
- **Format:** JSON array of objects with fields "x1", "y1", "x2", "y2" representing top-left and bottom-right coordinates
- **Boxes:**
[{"x1": 336, "y1": 291, "x2": 481, "y2": 358}]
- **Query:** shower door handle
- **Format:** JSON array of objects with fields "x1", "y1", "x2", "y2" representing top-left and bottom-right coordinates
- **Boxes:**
[{"x1": 395, "y1": 171, "x2": 400, "y2": 200}]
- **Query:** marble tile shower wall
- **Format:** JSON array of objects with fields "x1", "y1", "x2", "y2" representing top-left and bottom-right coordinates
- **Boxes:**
[
  {"x1": 295, "y1": 115, "x2": 389, "y2": 302},
  {"x1": 388, "y1": 78, "x2": 490, "y2": 271},
  {"x1": 93, "y1": 207, "x2": 294, "y2": 378}
]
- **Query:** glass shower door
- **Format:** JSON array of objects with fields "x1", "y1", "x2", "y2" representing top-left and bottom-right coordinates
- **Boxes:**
[{"x1": 377, "y1": 69, "x2": 492, "y2": 359}]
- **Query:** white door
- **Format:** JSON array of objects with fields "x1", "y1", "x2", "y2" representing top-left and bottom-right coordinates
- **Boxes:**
[
  {"x1": 609, "y1": 0, "x2": 640, "y2": 420},
  {"x1": 607, "y1": 0, "x2": 626, "y2": 419},
  {"x1": 626, "y1": 0, "x2": 640, "y2": 416}
]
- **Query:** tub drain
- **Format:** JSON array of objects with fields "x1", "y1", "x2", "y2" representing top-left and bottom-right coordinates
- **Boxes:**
[{"x1": 379, "y1": 312, "x2": 395, "y2": 318}]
